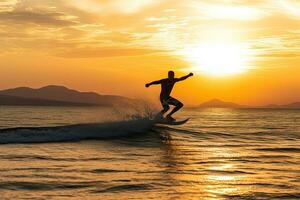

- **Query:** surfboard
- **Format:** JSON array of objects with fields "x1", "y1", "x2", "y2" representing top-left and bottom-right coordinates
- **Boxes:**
[{"x1": 156, "y1": 118, "x2": 190, "y2": 125}]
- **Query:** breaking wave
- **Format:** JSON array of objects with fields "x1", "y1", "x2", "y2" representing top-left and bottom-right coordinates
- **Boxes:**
[{"x1": 0, "y1": 118, "x2": 156, "y2": 144}]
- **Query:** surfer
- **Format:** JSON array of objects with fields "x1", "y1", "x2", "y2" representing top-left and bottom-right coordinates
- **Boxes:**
[{"x1": 145, "y1": 71, "x2": 193, "y2": 121}]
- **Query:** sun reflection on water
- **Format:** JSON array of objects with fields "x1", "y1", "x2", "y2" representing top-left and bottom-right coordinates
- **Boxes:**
[{"x1": 159, "y1": 135, "x2": 252, "y2": 200}]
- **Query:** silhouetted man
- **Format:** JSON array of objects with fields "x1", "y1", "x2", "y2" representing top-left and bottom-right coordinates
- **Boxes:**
[{"x1": 145, "y1": 71, "x2": 193, "y2": 121}]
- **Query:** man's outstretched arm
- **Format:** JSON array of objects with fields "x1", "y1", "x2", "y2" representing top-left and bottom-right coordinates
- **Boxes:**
[
  {"x1": 176, "y1": 73, "x2": 193, "y2": 82},
  {"x1": 145, "y1": 80, "x2": 163, "y2": 88}
]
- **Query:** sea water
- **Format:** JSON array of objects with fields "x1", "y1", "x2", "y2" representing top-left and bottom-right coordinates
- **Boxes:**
[{"x1": 0, "y1": 106, "x2": 299, "y2": 199}]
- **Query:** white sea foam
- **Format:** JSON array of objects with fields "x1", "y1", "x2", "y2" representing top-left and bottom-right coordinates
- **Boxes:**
[{"x1": 0, "y1": 117, "x2": 156, "y2": 144}]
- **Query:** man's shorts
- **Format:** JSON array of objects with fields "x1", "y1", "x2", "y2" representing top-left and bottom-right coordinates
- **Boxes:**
[{"x1": 160, "y1": 96, "x2": 181, "y2": 108}]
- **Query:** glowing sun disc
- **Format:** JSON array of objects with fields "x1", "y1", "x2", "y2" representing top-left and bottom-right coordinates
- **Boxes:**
[{"x1": 182, "y1": 43, "x2": 251, "y2": 76}]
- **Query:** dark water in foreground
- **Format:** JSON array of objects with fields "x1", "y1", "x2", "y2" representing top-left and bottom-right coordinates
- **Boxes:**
[{"x1": 0, "y1": 106, "x2": 299, "y2": 199}]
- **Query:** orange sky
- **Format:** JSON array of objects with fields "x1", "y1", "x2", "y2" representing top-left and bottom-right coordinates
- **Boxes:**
[{"x1": 0, "y1": 0, "x2": 300, "y2": 106}]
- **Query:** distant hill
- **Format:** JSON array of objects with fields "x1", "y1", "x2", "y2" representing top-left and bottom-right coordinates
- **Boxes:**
[
  {"x1": 0, "y1": 85, "x2": 139, "y2": 107},
  {"x1": 0, "y1": 94, "x2": 92, "y2": 106},
  {"x1": 197, "y1": 99, "x2": 243, "y2": 108},
  {"x1": 264, "y1": 102, "x2": 300, "y2": 109},
  {"x1": 194, "y1": 99, "x2": 300, "y2": 109},
  {"x1": 286, "y1": 102, "x2": 300, "y2": 108}
]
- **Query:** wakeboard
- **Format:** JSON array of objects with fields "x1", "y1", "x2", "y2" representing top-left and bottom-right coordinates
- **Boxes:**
[{"x1": 156, "y1": 118, "x2": 190, "y2": 125}]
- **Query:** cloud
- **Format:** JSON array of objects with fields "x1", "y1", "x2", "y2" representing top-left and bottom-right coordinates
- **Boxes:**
[
  {"x1": 192, "y1": 1, "x2": 268, "y2": 21},
  {"x1": 57, "y1": 48, "x2": 170, "y2": 58},
  {"x1": 0, "y1": 0, "x2": 300, "y2": 63},
  {"x1": 0, "y1": 0, "x2": 18, "y2": 12},
  {"x1": 0, "y1": 10, "x2": 78, "y2": 26},
  {"x1": 69, "y1": 0, "x2": 161, "y2": 14},
  {"x1": 276, "y1": 0, "x2": 300, "y2": 18},
  {"x1": 258, "y1": 51, "x2": 300, "y2": 58}
]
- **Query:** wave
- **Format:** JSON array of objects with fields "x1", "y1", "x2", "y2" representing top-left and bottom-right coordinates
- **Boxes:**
[
  {"x1": 92, "y1": 184, "x2": 152, "y2": 193},
  {"x1": 0, "y1": 118, "x2": 156, "y2": 144},
  {"x1": 158, "y1": 126, "x2": 235, "y2": 138},
  {"x1": 0, "y1": 180, "x2": 104, "y2": 191},
  {"x1": 222, "y1": 192, "x2": 300, "y2": 200},
  {"x1": 255, "y1": 147, "x2": 300, "y2": 153}
]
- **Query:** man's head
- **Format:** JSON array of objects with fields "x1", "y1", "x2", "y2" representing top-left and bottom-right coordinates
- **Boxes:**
[{"x1": 168, "y1": 71, "x2": 175, "y2": 80}]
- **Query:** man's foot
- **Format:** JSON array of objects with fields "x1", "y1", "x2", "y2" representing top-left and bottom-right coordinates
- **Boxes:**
[
  {"x1": 166, "y1": 115, "x2": 176, "y2": 122},
  {"x1": 154, "y1": 112, "x2": 164, "y2": 120}
]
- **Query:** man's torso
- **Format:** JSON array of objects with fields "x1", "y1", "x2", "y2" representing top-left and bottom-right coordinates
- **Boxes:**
[{"x1": 160, "y1": 78, "x2": 176, "y2": 99}]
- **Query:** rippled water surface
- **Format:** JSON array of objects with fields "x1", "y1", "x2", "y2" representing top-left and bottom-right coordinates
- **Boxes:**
[{"x1": 0, "y1": 106, "x2": 299, "y2": 199}]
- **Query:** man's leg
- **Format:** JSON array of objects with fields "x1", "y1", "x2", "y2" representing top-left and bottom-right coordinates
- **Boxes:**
[
  {"x1": 166, "y1": 97, "x2": 183, "y2": 119},
  {"x1": 161, "y1": 105, "x2": 170, "y2": 115},
  {"x1": 161, "y1": 99, "x2": 170, "y2": 114},
  {"x1": 154, "y1": 103, "x2": 169, "y2": 120}
]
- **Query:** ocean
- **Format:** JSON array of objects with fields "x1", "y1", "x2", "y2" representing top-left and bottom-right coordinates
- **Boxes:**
[{"x1": 0, "y1": 106, "x2": 299, "y2": 199}]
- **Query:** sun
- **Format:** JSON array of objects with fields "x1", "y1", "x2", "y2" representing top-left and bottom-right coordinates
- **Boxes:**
[{"x1": 181, "y1": 42, "x2": 252, "y2": 76}]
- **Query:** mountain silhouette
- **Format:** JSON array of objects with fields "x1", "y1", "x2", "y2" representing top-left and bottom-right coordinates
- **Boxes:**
[
  {"x1": 0, "y1": 94, "x2": 92, "y2": 106},
  {"x1": 1, "y1": 86, "x2": 299, "y2": 108},
  {"x1": 195, "y1": 99, "x2": 300, "y2": 109},
  {"x1": 197, "y1": 99, "x2": 242, "y2": 108},
  {"x1": 0, "y1": 85, "x2": 138, "y2": 107},
  {"x1": 286, "y1": 102, "x2": 300, "y2": 108},
  {"x1": 264, "y1": 102, "x2": 300, "y2": 109}
]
